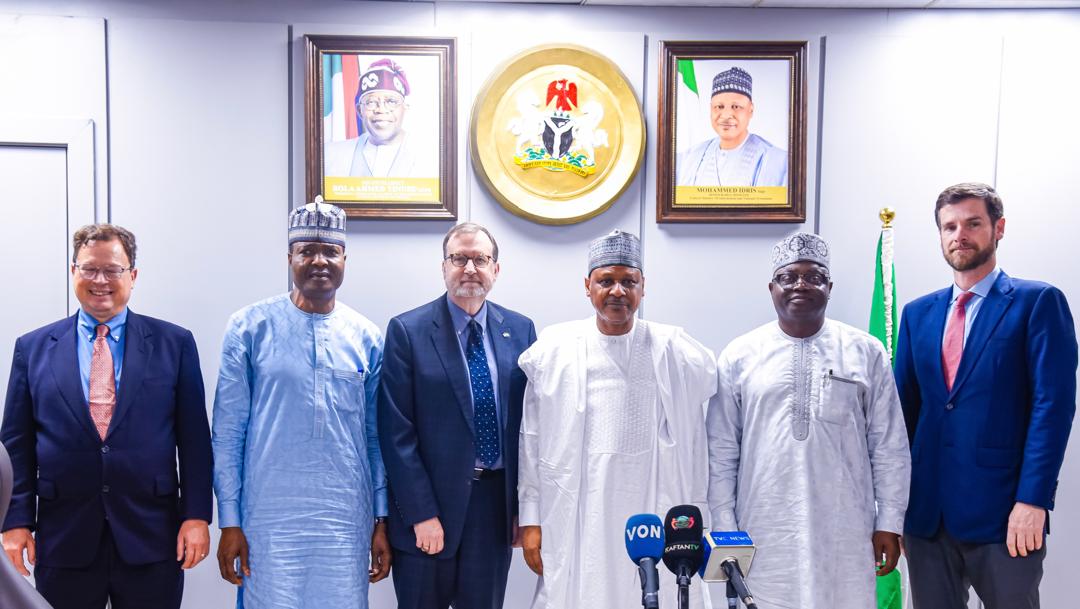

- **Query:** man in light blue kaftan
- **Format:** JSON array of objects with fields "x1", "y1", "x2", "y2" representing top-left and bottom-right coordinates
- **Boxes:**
[{"x1": 212, "y1": 199, "x2": 390, "y2": 608}]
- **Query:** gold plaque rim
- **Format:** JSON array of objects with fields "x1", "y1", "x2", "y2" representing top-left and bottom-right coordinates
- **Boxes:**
[{"x1": 470, "y1": 43, "x2": 645, "y2": 226}]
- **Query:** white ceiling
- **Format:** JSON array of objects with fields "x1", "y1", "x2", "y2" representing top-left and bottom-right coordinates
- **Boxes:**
[{"x1": 413, "y1": 0, "x2": 1080, "y2": 8}]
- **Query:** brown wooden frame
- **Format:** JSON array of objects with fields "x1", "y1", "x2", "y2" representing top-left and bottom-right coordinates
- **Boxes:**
[
  {"x1": 304, "y1": 35, "x2": 456, "y2": 219},
  {"x1": 656, "y1": 40, "x2": 807, "y2": 223}
]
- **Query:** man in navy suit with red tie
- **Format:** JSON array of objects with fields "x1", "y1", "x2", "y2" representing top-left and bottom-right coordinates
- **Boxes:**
[
  {"x1": 1, "y1": 224, "x2": 213, "y2": 609},
  {"x1": 895, "y1": 183, "x2": 1077, "y2": 609}
]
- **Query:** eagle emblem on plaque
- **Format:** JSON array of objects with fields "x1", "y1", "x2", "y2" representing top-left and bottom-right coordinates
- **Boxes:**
[{"x1": 507, "y1": 78, "x2": 609, "y2": 177}]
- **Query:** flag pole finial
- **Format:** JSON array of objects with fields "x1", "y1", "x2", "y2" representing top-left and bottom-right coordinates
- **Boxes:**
[{"x1": 879, "y1": 207, "x2": 896, "y2": 229}]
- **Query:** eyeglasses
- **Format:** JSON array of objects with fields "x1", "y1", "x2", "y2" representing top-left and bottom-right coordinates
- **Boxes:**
[
  {"x1": 445, "y1": 254, "x2": 494, "y2": 269},
  {"x1": 74, "y1": 264, "x2": 132, "y2": 281},
  {"x1": 772, "y1": 271, "x2": 830, "y2": 288},
  {"x1": 360, "y1": 96, "x2": 403, "y2": 111}
]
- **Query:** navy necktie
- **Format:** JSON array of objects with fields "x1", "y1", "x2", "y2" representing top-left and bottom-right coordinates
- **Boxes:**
[{"x1": 467, "y1": 320, "x2": 499, "y2": 468}]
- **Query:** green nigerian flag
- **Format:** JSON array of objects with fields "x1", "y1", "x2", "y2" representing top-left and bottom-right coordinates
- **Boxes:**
[
  {"x1": 677, "y1": 59, "x2": 698, "y2": 96},
  {"x1": 870, "y1": 216, "x2": 903, "y2": 609}
]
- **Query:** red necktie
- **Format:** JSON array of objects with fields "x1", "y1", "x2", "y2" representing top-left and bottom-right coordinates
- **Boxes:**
[
  {"x1": 942, "y1": 291, "x2": 975, "y2": 392},
  {"x1": 89, "y1": 324, "x2": 116, "y2": 440}
]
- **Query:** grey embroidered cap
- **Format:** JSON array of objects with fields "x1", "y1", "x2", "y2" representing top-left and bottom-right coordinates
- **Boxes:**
[
  {"x1": 771, "y1": 232, "x2": 830, "y2": 273},
  {"x1": 588, "y1": 230, "x2": 642, "y2": 274},
  {"x1": 711, "y1": 66, "x2": 753, "y2": 100},
  {"x1": 288, "y1": 195, "x2": 346, "y2": 247}
]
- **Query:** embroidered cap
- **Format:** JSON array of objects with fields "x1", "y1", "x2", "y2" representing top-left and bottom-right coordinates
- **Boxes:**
[
  {"x1": 711, "y1": 66, "x2": 753, "y2": 100},
  {"x1": 771, "y1": 232, "x2": 829, "y2": 273},
  {"x1": 288, "y1": 196, "x2": 346, "y2": 248},
  {"x1": 588, "y1": 230, "x2": 642, "y2": 274},
  {"x1": 357, "y1": 58, "x2": 410, "y2": 101}
]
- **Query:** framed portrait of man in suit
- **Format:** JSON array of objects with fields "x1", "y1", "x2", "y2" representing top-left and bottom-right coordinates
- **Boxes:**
[
  {"x1": 656, "y1": 40, "x2": 807, "y2": 223},
  {"x1": 304, "y1": 35, "x2": 457, "y2": 219}
]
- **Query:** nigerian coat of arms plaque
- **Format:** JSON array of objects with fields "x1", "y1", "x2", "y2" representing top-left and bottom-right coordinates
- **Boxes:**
[{"x1": 471, "y1": 44, "x2": 645, "y2": 225}]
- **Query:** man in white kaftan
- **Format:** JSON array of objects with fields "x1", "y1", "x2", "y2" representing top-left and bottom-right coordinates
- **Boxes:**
[
  {"x1": 707, "y1": 233, "x2": 910, "y2": 609},
  {"x1": 518, "y1": 230, "x2": 717, "y2": 609}
]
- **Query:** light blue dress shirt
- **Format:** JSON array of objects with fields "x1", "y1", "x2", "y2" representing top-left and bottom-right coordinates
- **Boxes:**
[
  {"x1": 446, "y1": 295, "x2": 503, "y2": 469},
  {"x1": 76, "y1": 307, "x2": 127, "y2": 403},
  {"x1": 943, "y1": 266, "x2": 1002, "y2": 347}
]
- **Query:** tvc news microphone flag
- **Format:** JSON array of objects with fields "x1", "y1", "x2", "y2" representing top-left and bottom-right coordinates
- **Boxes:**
[{"x1": 869, "y1": 208, "x2": 903, "y2": 609}]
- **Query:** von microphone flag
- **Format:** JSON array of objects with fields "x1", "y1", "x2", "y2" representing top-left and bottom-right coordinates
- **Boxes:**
[{"x1": 870, "y1": 208, "x2": 903, "y2": 609}]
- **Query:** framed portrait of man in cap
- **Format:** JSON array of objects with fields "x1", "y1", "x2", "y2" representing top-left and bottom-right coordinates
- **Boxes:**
[
  {"x1": 656, "y1": 41, "x2": 807, "y2": 223},
  {"x1": 305, "y1": 35, "x2": 456, "y2": 219}
]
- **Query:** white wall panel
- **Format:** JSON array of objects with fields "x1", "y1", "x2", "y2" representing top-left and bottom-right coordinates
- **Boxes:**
[
  {"x1": 994, "y1": 34, "x2": 1080, "y2": 607},
  {"x1": 818, "y1": 34, "x2": 1002, "y2": 341},
  {"x1": 0, "y1": 15, "x2": 108, "y2": 217},
  {"x1": 107, "y1": 18, "x2": 291, "y2": 608}
]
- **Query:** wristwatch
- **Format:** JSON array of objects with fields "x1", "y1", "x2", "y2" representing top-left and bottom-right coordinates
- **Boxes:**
[{"x1": 374, "y1": 517, "x2": 387, "y2": 525}]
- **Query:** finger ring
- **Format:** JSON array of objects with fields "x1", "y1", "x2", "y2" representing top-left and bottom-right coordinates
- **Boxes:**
[{"x1": 201, "y1": 553, "x2": 207, "y2": 557}]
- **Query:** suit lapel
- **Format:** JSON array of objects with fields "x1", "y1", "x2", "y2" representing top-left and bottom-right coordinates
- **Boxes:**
[
  {"x1": 920, "y1": 288, "x2": 952, "y2": 397},
  {"x1": 949, "y1": 273, "x2": 1014, "y2": 398},
  {"x1": 485, "y1": 304, "x2": 513, "y2": 433},
  {"x1": 109, "y1": 311, "x2": 151, "y2": 440},
  {"x1": 430, "y1": 299, "x2": 474, "y2": 434},
  {"x1": 48, "y1": 314, "x2": 101, "y2": 443}
]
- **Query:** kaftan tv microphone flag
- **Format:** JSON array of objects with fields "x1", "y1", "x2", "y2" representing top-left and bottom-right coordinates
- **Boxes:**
[
  {"x1": 625, "y1": 514, "x2": 665, "y2": 609},
  {"x1": 662, "y1": 505, "x2": 704, "y2": 609}
]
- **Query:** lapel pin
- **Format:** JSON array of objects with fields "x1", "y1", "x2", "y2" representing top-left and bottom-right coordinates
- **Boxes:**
[{"x1": 502, "y1": 331, "x2": 511, "y2": 338}]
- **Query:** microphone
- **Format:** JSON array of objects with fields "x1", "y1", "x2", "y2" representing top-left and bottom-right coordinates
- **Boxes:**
[
  {"x1": 662, "y1": 505, "x2": 704, "y2": 609},
  {"x1": 625, "y1": 514, "x2": 664, "y2": 609},
  {"x1": 700, "y1": 531, "x2": 757, "y2": 608}
]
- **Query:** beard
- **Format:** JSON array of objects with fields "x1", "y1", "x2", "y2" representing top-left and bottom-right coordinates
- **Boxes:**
[
  {"x1": 452, "y1": 283, "x2": 488, "y2": 298},
  {"x1": 943, "y1": 240, "x2": 996, "y2": 272}
]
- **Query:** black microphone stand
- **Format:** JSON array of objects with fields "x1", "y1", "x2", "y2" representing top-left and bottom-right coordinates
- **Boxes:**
[{"x1": 676, "y1": 564, "x2": 692, "y2": 609}]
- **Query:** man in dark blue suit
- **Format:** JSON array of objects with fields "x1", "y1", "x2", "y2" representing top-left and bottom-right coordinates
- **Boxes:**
[
  {"x1": 379, "y1": 223, "x2": 535, "y2": 609},
  {"x1": 1, "y1": 224, "x2": 213, "y2": 609},
  {"x1": 895, "y1": 183, "x2": 1077, "y2": 609}
]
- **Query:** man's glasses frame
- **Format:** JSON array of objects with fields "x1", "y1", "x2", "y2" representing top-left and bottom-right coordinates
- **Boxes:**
[
  {"x1": 74, "y1": 264, "x2": 133, "y2": 281},
  {"x1": 772, "y1": 270, "x2": 830, "y2": 289},
  {"x1": 444, "y1": 254, "x2": 494, "y2": 269}
]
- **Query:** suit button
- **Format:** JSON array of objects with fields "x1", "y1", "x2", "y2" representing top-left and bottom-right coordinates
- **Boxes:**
[
  {"x1": 102, "y1": 485, "x2": 110, "y2": 493},
  {"x1": 945, "y1": 403, "x2": 955, "y2": 411},
  {"x1": 101, "y1": 445, "x2": 110, "y2": 454}
]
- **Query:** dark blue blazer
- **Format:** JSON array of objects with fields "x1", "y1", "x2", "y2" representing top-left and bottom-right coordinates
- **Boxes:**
[
  {"x1": 1, "y1": 311, "x2": 213, "y2": 568},
  {"x1": 895, "y1": 272, "x2": 1077, "y2": 543},
  {"x1": 378, "y1": 295, "x2": 535, "y2": 557}
]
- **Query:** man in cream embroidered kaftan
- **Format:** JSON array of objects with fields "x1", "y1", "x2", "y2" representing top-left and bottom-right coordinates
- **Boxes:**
[
  {"x1": 706, "y1": 232, "x2": 910, "y2": 609},
  {"x1": 517, "y1": 230, "x2": 716, "y2": 609},
  {"x1": 519, "y1": 320, "x2": 716, "y2": 609}
]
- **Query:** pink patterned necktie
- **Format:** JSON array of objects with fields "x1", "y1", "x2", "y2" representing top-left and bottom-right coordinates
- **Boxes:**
[
  {"x1": 89, "y1": 323, "x2": 115, "y2": 440},
  {"x1": 942, "y1": 291, "x2": 975, "y2": 392}
]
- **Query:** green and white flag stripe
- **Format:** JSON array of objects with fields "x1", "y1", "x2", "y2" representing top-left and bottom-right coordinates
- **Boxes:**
[{"x1": 870, "y1": 220, "x2": 903, "y2": 609}]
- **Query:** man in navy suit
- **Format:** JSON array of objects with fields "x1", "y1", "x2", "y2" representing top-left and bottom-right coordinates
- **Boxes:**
[
  {"x1": 379, "y1": 223, "x2": 536, "y2": 609},
  {"x1": 895, "y1": 183, "x2": 1077, "y2": 609},
  {"x1": 1, "y1": 224, "x2": 213, "y2": 609}
]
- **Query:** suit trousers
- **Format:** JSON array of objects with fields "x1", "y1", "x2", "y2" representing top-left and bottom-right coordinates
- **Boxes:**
[
  {"x1": 906, "y1": 527, "x2": 1044, "y2": 609},
  {"x1": 34, "y1": 522, "x2": 183, "y2": 609},
  {"x1": 392, "y1": 470, "x2": 511, "y2": 609}
]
